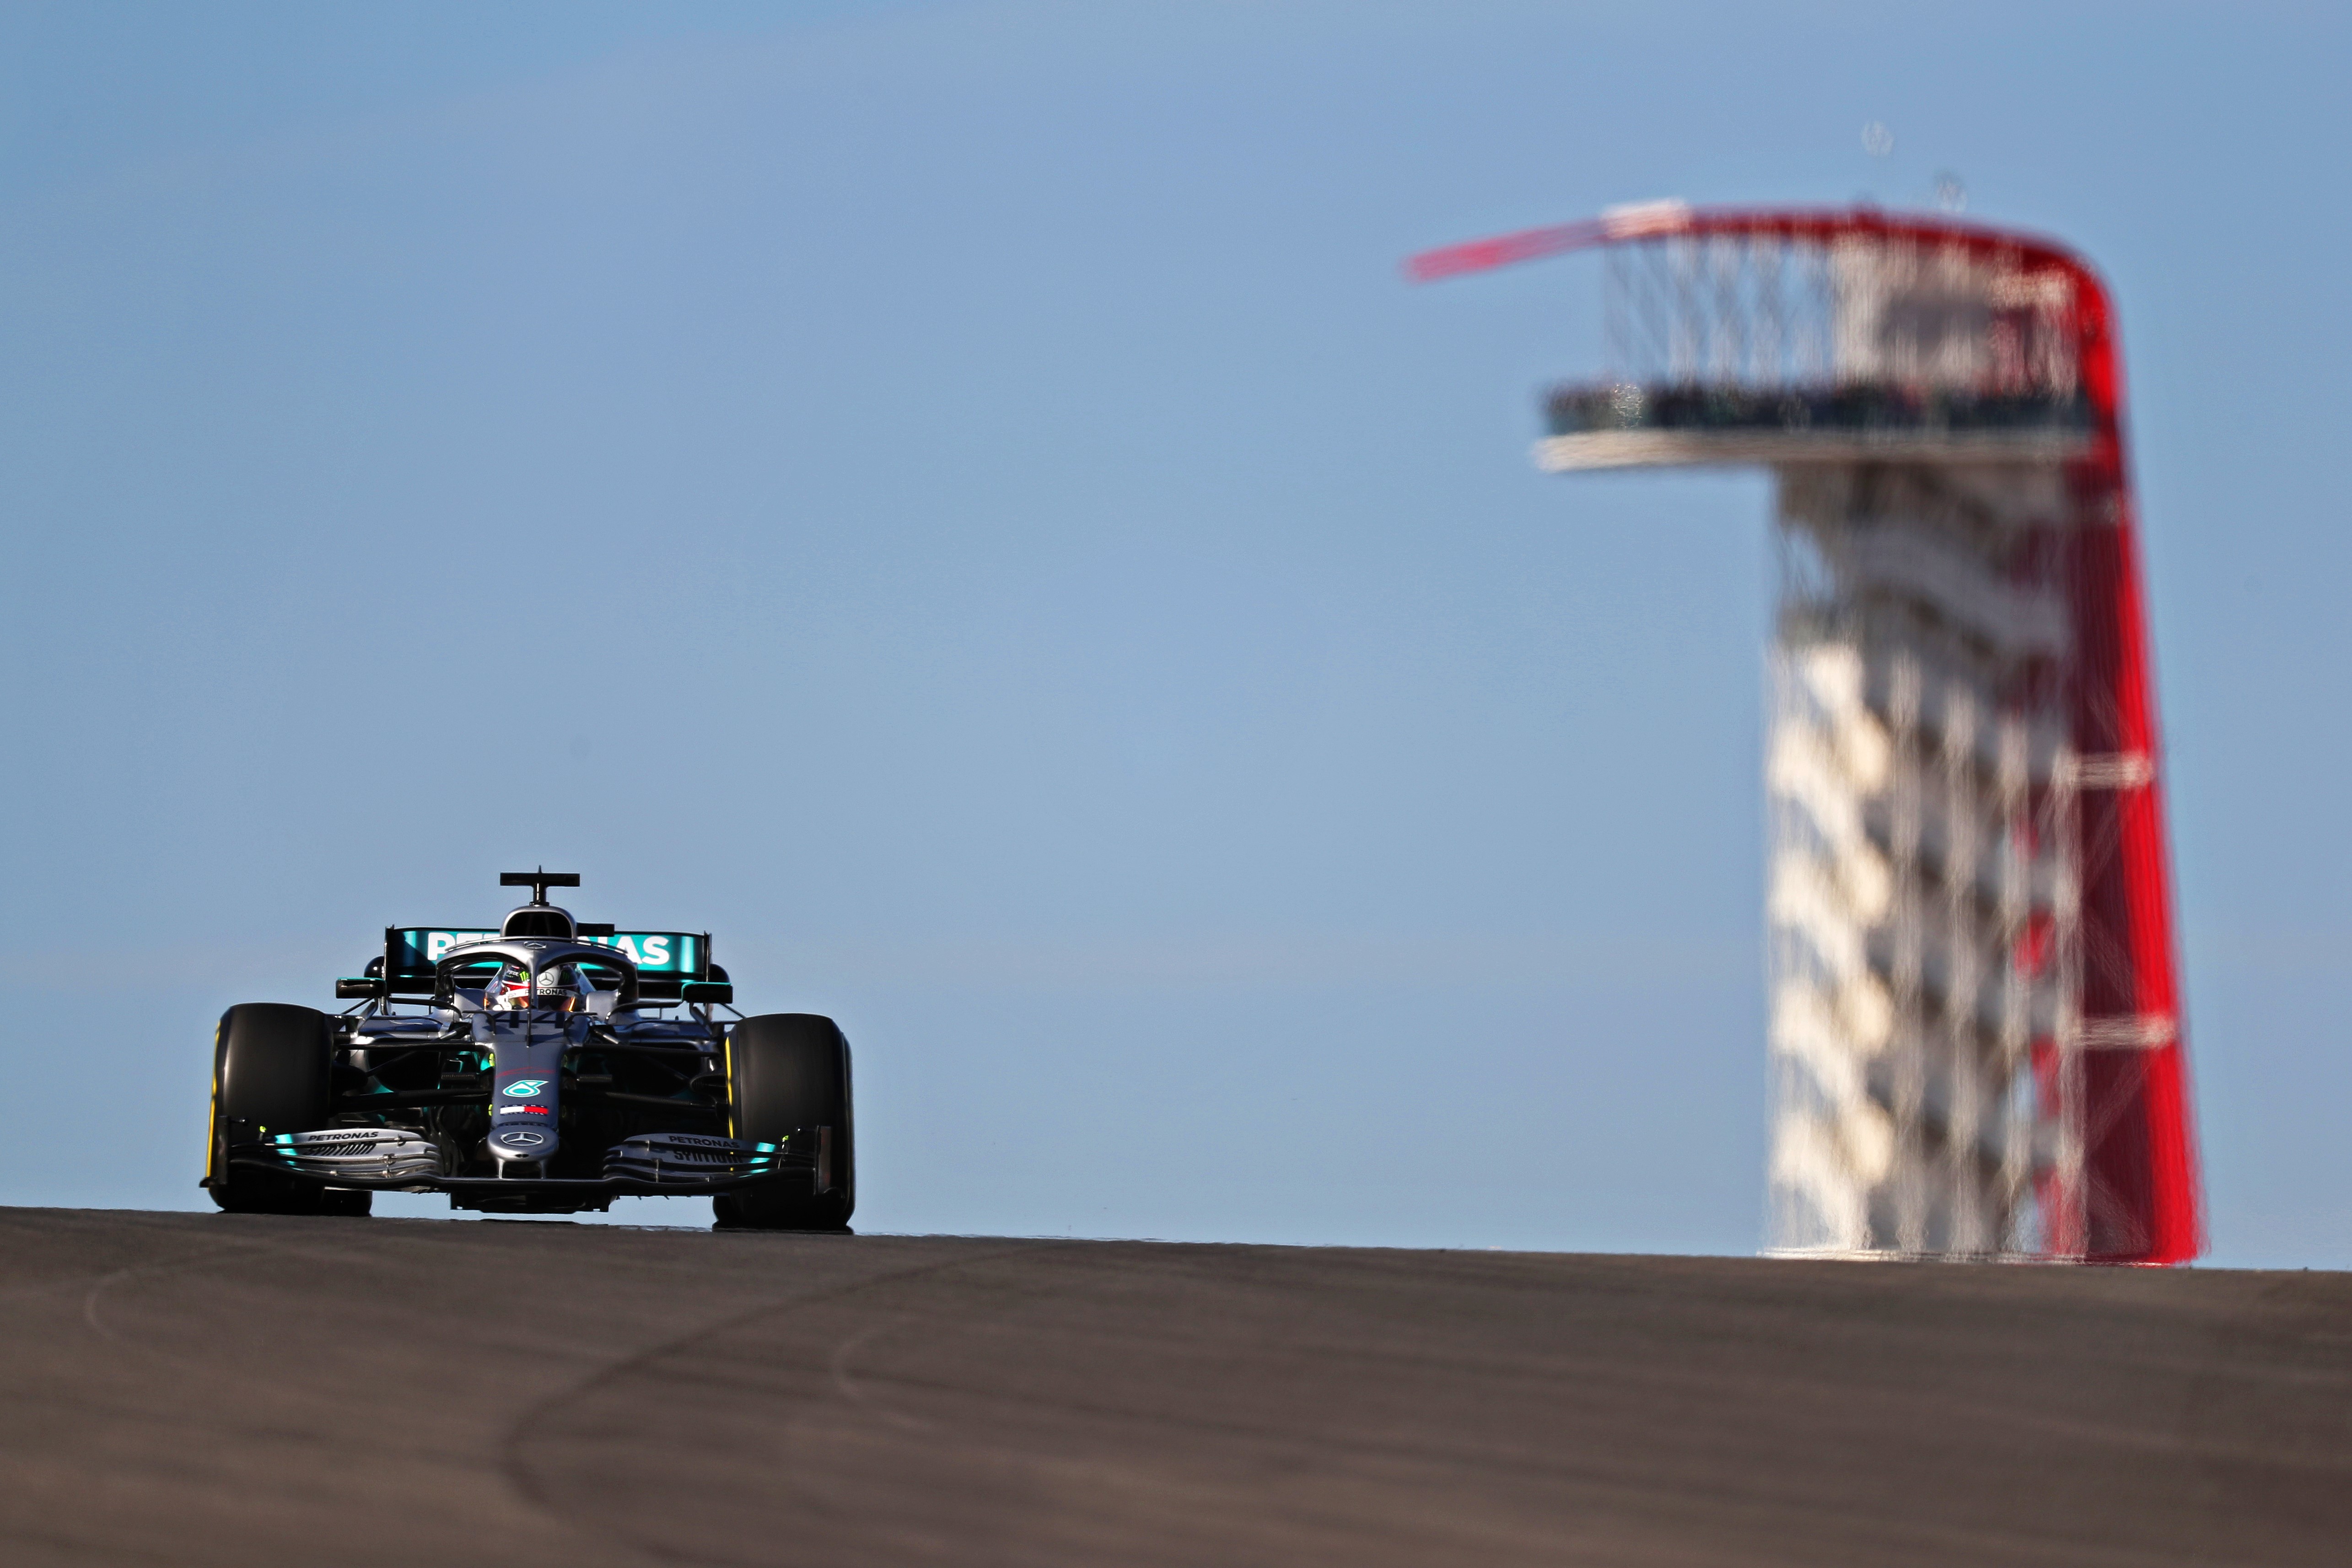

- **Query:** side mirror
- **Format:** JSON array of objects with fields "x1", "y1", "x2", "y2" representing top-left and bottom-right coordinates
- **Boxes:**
[
  {"x1": 681, "y1": 981, "x2": 733, "y2": 1006},
  {"x1": 336, "y1": 977, "x2": 386, "y2": 1000}
]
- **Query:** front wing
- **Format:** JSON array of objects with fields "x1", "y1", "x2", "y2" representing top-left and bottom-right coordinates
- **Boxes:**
[{"x1": 223, "y1": 1126, "x2": 839, "y2": 1213}]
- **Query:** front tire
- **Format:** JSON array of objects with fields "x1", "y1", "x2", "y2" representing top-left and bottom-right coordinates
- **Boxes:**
[
  {"x1": 716, "y1": 1013, "x2": 854, "y2": 1231},
  {"x1": 206, "y1": 1003, "x2": 335, "y2": 1215}
]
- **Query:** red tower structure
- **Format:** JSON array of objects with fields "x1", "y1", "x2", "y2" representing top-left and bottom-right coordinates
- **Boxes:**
[{"x1": 1412, "y1": 204, "x2": 2201, "y2": 1263}]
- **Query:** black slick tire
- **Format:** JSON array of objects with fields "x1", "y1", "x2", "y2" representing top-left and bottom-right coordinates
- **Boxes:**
[
  {"x1": 716, "y1": 1013, "x2": 855, "y2": 1231},
  {"x1": 206, "y1": 1003, "x2": 336, "y2": 1215}
]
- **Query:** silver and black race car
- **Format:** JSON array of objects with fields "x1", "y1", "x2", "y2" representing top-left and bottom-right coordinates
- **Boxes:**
[{"x1": 201, "y1": 871, "x2": 853, "y2": 1228}]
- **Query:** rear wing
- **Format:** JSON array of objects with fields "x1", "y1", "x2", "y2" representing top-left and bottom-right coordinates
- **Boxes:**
[{"x1": 382, "y1": 927, "x2": 713, "y2": 998}]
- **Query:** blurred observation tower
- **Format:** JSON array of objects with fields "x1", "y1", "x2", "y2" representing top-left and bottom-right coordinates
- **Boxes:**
[{"x1": 1411, "y1": 204, "x2": 2201, "y2": 1263}]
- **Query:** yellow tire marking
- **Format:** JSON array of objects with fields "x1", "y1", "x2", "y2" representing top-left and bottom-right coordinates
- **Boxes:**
[{"x1": 203, "y1": 1018, "x2": 223, "y2": 1185}]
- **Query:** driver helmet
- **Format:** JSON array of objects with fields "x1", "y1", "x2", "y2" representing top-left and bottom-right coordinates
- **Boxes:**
[{"x1": 492, "y1": 961, "x2": 589, "y2": 1012}]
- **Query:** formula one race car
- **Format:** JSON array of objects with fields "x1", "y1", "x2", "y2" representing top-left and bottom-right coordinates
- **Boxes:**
[{"x1": 201, "y1": 872, "x2": 853, "y2": 1228}]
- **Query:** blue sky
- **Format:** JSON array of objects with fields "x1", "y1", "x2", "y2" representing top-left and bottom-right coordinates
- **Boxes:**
[{"x1": 1, "y1": 1, "x2": 2347, "y2": 1263}]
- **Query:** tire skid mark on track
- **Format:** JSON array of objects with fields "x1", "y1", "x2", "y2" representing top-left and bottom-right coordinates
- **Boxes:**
[
  {"x1": 81, "y1": 1235, "x2": 296, "y2": 1350},
  {"x1": 495, "y1": 1241, "x2": 1046, "y2": 1523},
  {"x1": 75, "y1": 1217, "x2": 448, "y2": 1354},
  {"x1": 829, "y1": 1316, "x2": 942, "y2": 1434},
  {"x1": 0, "y1": 1220, "x2": 196, "y2": 1310},
  {"x1": 689, "y1": 1250, "x2": 1862, "y2": 1533}
]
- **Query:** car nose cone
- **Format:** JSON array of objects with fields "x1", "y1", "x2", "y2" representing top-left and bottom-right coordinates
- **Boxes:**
[{"x1": 491, "y1": 1125, "x2": 552, "y2": 1159}]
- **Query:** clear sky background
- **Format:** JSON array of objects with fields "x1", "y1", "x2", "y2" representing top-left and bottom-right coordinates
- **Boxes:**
[{"x1": 1, "y1": 1, "x2": 2346, "y2": 1264}]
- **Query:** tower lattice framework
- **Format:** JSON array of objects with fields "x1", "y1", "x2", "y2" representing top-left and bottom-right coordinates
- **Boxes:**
[{"x1": 1410, "y1": 204, "x2": 2202, "y2": 1263}]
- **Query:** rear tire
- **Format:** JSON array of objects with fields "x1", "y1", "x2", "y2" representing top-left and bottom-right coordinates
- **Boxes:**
[
  {"x1": 207, "y1": 1004, "x2": 335, "y2": 1215},
  {"x1": 716, "y1": 1013, "x2": 854, "y2": 1231}
]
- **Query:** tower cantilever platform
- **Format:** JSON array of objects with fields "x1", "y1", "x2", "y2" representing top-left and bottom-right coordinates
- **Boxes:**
[{"x1": 1412, "y1": 203, "x2": 2201, "y2": 1263}]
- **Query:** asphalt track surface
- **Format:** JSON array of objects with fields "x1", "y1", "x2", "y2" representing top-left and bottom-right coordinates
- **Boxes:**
[{"x1": 5, "y1": 1208, "x2": 2351, "y2": 1567}]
